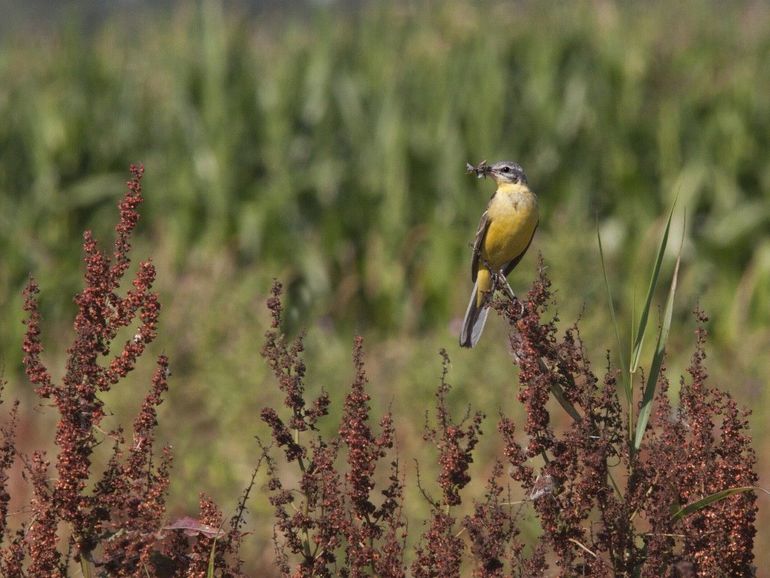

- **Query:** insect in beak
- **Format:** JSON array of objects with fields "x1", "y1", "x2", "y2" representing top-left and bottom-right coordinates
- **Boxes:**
[{"x1": 466, "y1": 160, "x2": 491, "y2": 179}]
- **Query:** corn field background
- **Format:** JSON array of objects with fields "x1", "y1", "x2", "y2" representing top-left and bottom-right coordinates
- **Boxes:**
[{"x1": 1, "y1": 0, "x2": 769, "y2": 573}]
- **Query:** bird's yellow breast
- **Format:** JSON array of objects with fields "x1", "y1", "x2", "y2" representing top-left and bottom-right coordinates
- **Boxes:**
[{"x1": 482, "y1": 182, "x2": 538, "y2": 269}]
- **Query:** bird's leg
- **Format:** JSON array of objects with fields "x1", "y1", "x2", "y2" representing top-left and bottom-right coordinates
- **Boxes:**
[
  {"x1": 498, "y1": 272, "x2": 517, "y2": 302},
  {"x1": 479, "y1": 258, "x2": 524, "y2": 315},
  {"x1": 490, "y1": 268, "x2": 525, "y2": 317},
  {"x1": 501, "y1": 273, "x2": 525, "y2": 316},
  {"x1": 480, "y1": 261, "x2": 512, "y2": 300}
]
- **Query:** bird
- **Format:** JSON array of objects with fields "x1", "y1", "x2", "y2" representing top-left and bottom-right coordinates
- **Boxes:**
[{"x1": 459, "y1": 160, "x2": 539, "y2": 348}]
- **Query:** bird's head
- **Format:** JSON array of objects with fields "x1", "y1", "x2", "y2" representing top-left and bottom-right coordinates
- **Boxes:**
[{"x1": 488, "y1": 161, "x2": 528, "y2": 185}]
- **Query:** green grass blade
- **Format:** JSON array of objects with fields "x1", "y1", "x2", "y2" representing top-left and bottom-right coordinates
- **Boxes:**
[
  {"x1": 630, "y1": 202, "x2": 676, "y2": 373},
  {"x1": 207, "y1": 538, "x2": 217, "y2": 578},
  {"x1": 671, "y1": 487, "x2": 755, "y2": 520},
  {"x1": 597, "y1": 226, "x2": 629, "y2": 400},
  {"x1": 81, "y1": 558, "x2": 94, "y2": 578},
  {"x1": 633, "y1": 218, "x2": 684, "y2": 451}
]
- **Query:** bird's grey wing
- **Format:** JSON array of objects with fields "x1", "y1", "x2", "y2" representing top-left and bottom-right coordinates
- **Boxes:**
[
  {"x1": 502, "y1": 220, "x2": 538, "y2": 277},
  {"x1": 471, "y1": 210, "x2": 491, "y2": 283}
]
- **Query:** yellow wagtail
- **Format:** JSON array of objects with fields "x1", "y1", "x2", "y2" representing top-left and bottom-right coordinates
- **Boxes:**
[{"x1": 459, "y1": 160, "x2": 538, "y2": 348}]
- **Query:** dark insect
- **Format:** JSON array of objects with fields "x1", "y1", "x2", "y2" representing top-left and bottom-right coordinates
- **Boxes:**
[{"x1": 466, "y1": 160, "x2": 491, "y2": 179}]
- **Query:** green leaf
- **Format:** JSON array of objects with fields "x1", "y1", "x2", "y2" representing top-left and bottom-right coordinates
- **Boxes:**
[
  {"x1": 81, "y1": 558, "x2": 94, "y2": 578},
  {"x1": 633, "y1": 215, "x2": 684, "y2": 451},
  {"x1": 597, "y1": 226, "x2": 630, "y2": 400},
  {"x1": 672, "y1": 487, "x2": 755, "y2": 520},
  {"x1": 207, "y1": 538, "x2": 218, "y2": 578},
  {"x1": 630, "y1": 202, "x2": 676, "y2": 373}
]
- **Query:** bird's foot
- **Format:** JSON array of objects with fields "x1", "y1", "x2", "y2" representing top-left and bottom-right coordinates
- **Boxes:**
[{"x1": 492, "y1": 270, "x2": 525, "y2": 316}]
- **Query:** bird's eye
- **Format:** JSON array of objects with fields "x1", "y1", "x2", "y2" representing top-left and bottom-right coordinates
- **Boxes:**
[{"x1": 501, "y1": 166, "x2": 510, "y2": 173}]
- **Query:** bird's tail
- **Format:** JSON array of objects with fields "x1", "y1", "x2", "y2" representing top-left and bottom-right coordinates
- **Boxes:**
[{"x1": 459, "y1": 279, "x2": 490, "y2": 348}]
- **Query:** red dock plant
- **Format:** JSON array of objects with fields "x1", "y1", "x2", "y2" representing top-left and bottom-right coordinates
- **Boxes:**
[
  {"x1": 480, "y1": 258, "x2": 758, "y2": 576},
  {"x1": 17, "y1": 164, "x2": 171, "y2": 575},
  {"x1": 3, "y1": 166, "x2": 246, "y2": 576},
  {"x1": 259, "y1": 232, "x2": 757, "y2": 575},
  {"x1": 260, "y1": 286, "x2": 407, "y2": 577}
]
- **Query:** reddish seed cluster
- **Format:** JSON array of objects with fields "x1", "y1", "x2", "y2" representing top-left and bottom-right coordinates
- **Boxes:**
[
  {"x1": 179, "y1": 494, "x2": 228, "y2": 578},
  {"x1": 26, "y1": 452, "x2": 63, "y2": 576},
  {"x1": 412, "y1": 511, "x2": 464, "y2": 578},
  {"x1": 411, "y1": 350, "x2": 485, "y2": 577},
  {"x1": 462, "y1": 462, "x2": 517, "y2": 578},
  {"x1": 261, "y1": 285, "x2": 347, "y2": 576},
  {"x1": 639, "y1": 309, "x2": 758, "y2": 576},
  {"x1": 17, "y1": 165, "x2": 168, "y2": 568},
  {"x1": 490, "y1": 259, "x2": 758, "y2": 576},
  {"x1": 424, "y1": 349, "x2": 484, "y2": 508},
  {"x1": 370, "y1": 458, "x2": 407, "y2": 578},
  {"x1": 0, "y1": 383, "x2": 18, "y2": 545},
  {"x1": 261, "y1": 287, "x2": 406, "y2": 577},
  {"x1": 22, "y1": 280, "x2": 54, "y2": 396},
  {"x1": 500, "y1": 265, "x2": 558, "y2": 457},
  {"x1": 93, "y1": 359, "x2": 174, "y2": 575},
  {"x1": 339, "y1": 336, "x2": 406, "y2": 576},
  {"x1": 5, "y1": 165, "x2": 247, "y2": 576},
  {"x1": 262, "y1": 281, "x2": 324, "y2": 432},
  {"x1": 259, "y1": 258, "x2": 757, "y2": 576},
  {"x1": 341, "y1": 336, "x2": 383, "y2": 519}
]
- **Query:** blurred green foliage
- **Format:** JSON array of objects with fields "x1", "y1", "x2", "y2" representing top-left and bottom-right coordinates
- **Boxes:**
[
  {"x1": 1, "y1": 1, "x2": 769, "y2": 571},
  {"x1": 2, "y1": 1, "x2": 770, "y2": 353}
]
